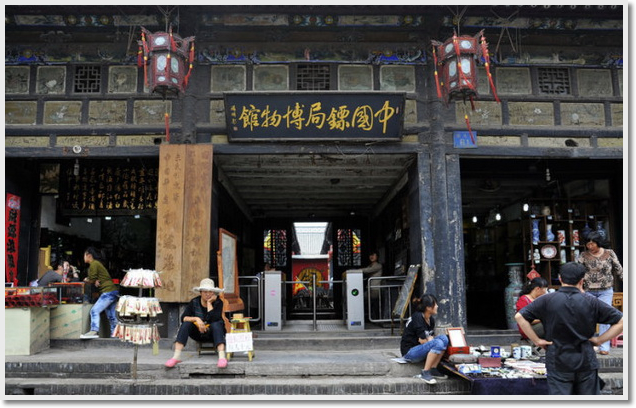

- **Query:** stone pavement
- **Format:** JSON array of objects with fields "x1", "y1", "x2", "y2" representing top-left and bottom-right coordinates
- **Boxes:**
[{"x1": 5, "y1": 340, "x2": 624, "y2": 397}]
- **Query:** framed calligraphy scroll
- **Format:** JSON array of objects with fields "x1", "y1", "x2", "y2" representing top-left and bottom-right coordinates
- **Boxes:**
[
  {"x1": 217, "y1": 228, "x2": 244, "y2": 312},
  {"x1": 225, "y1": 92, "x2": 404, "y2": 141}
]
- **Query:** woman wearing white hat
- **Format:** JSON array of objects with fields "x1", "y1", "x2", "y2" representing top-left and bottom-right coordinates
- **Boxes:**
[{"x1": 165, "y1": 278, "x2": 228, "y2": 368}]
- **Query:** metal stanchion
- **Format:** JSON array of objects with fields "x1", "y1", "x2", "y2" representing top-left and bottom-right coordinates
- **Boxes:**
[{"x1": 312, "y1": 274, "x2": 317, "y2": 331}]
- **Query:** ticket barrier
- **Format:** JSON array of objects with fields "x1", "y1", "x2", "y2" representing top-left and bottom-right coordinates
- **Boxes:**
[
  {"x1": 344, "y1": 269, "x2": 365, "y2": 330},
  {"x1": 263, "y1": 270, "x2": 285, "y2": 331}
]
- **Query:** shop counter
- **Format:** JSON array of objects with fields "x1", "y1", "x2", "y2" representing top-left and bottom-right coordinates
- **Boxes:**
[
  {"x1": 50, "y1": 303, "x2": 92, "y2": 339},
  {"x1": 5, "y1": 307, "x2": 50, "y2": 355}
]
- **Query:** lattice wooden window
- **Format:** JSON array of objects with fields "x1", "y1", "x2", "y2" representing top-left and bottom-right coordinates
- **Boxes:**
[
  {"x1": 264, "y1": 229, "x2": 287, "y2": 268},
  {"x1": 337, "y1": 228, "x2": 362, "y2": 267},
  {"x1": 537, "y1": 67, "x2": 571, "y2": 95},
  {"x1": 296, "y1": 64, "x2": 330, "y2": 90},
  {"x1": 74, "y1": 65, "x2": 101, "y2": 93}
]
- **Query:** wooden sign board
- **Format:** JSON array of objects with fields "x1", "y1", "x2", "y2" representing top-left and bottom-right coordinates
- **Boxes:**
[
  {"x1": 225, "y1": 92, "x2": 405, "y2": 142},
  {"x1": 392, "y1": 264, "x2": 419, "y2": 319},
  {"x1": 226, "y1": 331, "x2": 253, "y2": 353}
]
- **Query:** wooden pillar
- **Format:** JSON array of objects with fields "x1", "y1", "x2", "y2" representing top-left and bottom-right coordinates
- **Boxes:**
[
  {"x1": 408, "y1": 150, "x2": 436, "y2": 296},
  {"x1": 428, "y1": 102, "x2": 467, "y2": 329},
  {"x1": 155, "y1": 144, "x2": 213, "y2": 302}
]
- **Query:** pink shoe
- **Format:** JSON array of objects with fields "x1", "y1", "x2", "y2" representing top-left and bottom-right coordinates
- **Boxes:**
[
  {"x1": 217, "y1": 357, "x2": 228, "y2": 368},
  {"x1": 164, "y1": 358, "x2": 182, "y2": 368}
]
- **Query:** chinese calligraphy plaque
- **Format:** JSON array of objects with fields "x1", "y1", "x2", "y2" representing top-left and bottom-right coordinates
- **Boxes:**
[{"x1": 224, "y1": 92, "x2": 404, "y2": 141}]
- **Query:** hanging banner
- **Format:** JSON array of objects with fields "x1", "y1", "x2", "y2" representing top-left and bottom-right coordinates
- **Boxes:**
[
  {"x1": 225, "y1": 92, "x2": 404, "y2": 141},
  {"x1": 5, "y1": 194, "x2": 21, "y2": 287}
]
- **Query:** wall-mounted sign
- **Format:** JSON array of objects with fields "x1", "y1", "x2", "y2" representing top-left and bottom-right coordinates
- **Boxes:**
[
  {"x1": 59, "y1": 161, "x2": 159, "y2": 216},
  {"x1": 453, "y1": 131, "x2": 478, "y2": 148},
  {"x1": 225, "y1": 92, "x2": 404, "y2": 141}
]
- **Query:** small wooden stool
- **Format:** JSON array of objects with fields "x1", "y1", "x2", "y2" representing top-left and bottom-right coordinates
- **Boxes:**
[
  {"x1": 197, "y1": 341, "x2": 218, "y2": 355},
  {"x1": 226, "y1": 314, "x2": 254, "y2": 362}
]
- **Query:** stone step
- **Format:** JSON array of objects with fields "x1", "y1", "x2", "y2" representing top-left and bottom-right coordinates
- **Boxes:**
[
  {"x1": 5, "y1": 373, "x2": 624, "y2": 396},
  {"x1": 5, "y1": 376, "x2": 471, "y2": 396},
  {"x1": 6, "y1": 346, "x2": 624, "y2": 379},
  {"x1": 49, "y1": 327, "x2": 526, "y2": 352},
  {"x1": 5, "y1": 345, "x2": 624, "y2": 396}
]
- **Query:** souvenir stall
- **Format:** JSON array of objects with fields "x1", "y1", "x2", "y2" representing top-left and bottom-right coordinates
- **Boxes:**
[
  {"x1": 112, "y1": 268, "x2": 163, "y2": 379},
  {"x1": 441, "y1": 328, "x2": 548, "y2": 395}
]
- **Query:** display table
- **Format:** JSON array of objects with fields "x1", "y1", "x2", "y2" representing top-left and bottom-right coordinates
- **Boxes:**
[
  {"x1": 441, "y1": 361, "x2": 548, "y2": 395},
  {"x1": 5, "y1": 307, "x2": 50, "y2": 355},
  {"x1": 50, "y1": 303, "x2": 92, "y2": 339}
]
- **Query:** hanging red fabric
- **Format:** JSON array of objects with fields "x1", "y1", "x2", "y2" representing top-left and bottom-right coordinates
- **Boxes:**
[
  {"x1": 137, "y1": 45, "x2": 143, "y2": 67},
  {"x1": 432, "y1": 47, "x2": 443, "y2": 99}
]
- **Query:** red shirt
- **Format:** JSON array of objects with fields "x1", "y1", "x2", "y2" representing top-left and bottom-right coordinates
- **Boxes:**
[{"x1": 515, "y1": 294, "x2": 533, "y2": 338}]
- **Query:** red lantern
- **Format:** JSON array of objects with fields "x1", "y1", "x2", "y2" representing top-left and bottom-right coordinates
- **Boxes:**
[
  {"x1": 139, "y1": 26, "x2": 195, "y2": 97},
  {"x1": 432, "y1": 31, "x2": 481, "y2": 104},
  {"x1": 431, "y1": 30, "x2": 499, "y2": 143}
]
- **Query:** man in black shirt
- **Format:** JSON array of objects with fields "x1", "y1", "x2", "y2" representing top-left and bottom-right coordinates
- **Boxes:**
[{"x1": 515, "y1": 262, "x2": 623, "y2": 395}]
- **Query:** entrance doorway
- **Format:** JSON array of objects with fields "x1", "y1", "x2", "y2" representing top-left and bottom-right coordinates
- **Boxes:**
[
  {"x1": 261, "y1": 220, "x2": 369, "y2": 322},
  {"x1": 460, "y1": 158, "x2": 623, "y2": 330}
]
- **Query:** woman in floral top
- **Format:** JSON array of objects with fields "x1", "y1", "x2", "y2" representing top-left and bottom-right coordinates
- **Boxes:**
[{"x1": 577, "y1": 231, "x2": 623, "y2": 355}]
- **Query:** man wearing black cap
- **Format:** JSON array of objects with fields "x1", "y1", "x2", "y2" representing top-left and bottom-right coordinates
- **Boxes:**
[{"x1": 515, "y1": 262, "x2": 623, "y2": 395}]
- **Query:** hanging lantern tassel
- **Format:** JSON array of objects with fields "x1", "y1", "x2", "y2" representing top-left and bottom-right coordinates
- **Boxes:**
[
  {"x1": 184, "y1": 41, "x2": 195, "y2": 88},
  {"x1": 432, "y1": 46, "x2": 443, "y2": 99},
  {"x1": 469, "y1": 95, "x2": 476, "y2": 111},
  {"x1": 137, "y1": 45, "x2": 143, "y2": 68},
  {"x1": 464, "y1": 113, "x2": 475, "y2": 144},
  {"x1": 480, "y1": 35, "x2": 500, "y2": 103},
  {"x1": 141, "y1": 30, "x2": 149, "y2": 88},
  {"x1": 169, "y1": 26, "x2": 177, "y2": 52},
  {"x1": 165, "y1": 112, "x2": 170, "y2": 143}
]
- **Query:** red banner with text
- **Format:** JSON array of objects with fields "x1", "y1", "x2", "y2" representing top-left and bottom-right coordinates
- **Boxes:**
[{"x1": 5, "y1": 194, "x2": 21, "y2": 287}]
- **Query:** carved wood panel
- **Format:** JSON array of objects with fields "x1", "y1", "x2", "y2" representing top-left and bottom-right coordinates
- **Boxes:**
[
  {"x1": 182, "y1": 145, "x2": 213, "y2": 301},
  {"x1": 155, "y1": 145, "x2": 186, "y2": 302},
  {"x1": 155, "y1": 144, "x2": 214, "y2": 302}
]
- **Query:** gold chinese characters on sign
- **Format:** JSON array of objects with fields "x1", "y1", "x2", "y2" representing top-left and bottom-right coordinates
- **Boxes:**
[
  {"x1": 61, "y1": 162, "x2": 158, "y2": 215},
  {"x1": 224, "y1": 93, "x2": 404, "y2": 141},
  {"x1": 232, "y1": 100, "x2": 397, "y2": 133}
]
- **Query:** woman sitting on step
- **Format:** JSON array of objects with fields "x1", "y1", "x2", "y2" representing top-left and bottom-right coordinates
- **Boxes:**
[
  {"x1": 165, "y1": 278, "x2": 228, "y2": 369},
  {"x1": 400, "y1": 294, "x2": 449, "y2": 385},
  {"x1": 515, "y1": 277, "x2": 549, "y2": 341}
]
